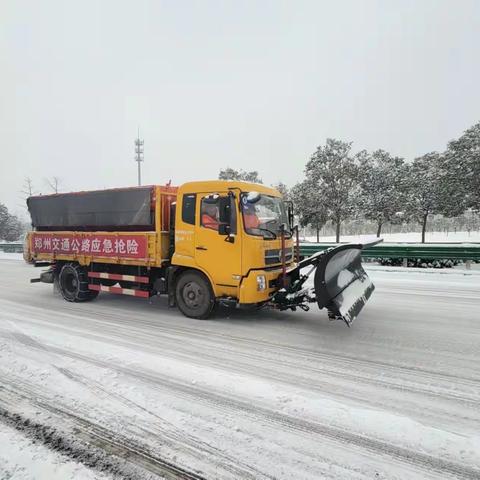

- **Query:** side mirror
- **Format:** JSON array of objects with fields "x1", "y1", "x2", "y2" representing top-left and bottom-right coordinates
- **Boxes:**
[
  {"x1": 218, "y1": 193, "x2": 236, "y2": 241},
  {"x1": 246, "y1": 191, "x2": 261, "y2": 204},
  {"x1": 218, "y1": 197, "x2": 231, "y2": 224}
]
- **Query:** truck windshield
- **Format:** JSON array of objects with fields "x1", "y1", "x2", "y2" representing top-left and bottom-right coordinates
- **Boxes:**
[{"x1": 241, "y1": 193, "x2": 290, "y2": 239}]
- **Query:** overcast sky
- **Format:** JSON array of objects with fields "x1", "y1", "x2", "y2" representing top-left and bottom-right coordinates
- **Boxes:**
[{"x1": 1, "y1": 0, "x2": 479, "y2": 218}]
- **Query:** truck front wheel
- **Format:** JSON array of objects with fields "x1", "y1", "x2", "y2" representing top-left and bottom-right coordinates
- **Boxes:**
[
  {"x1": 175, "y1": 271, "x2": 215, "y2": 319},
  {"x1": 58, "y1": 263, "x2": 98, "y2": 302}
]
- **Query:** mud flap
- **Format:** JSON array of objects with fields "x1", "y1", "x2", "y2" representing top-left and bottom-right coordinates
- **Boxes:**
[{"x1": 313, "y1": 242, "x2": 379, "y2": 326}]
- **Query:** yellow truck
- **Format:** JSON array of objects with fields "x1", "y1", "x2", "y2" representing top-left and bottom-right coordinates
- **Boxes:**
[{"x1": 25, "y1": 180, "x2": 378, "y2": 325}]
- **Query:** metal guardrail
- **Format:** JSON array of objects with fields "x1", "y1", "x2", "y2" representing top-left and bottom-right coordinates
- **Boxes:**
[
  {"x1": 0, "y1": 243, "x2": 23, "y2": 253},
  {"x1": 299, "y1": 242, "x2": 480, "y2": 262}
]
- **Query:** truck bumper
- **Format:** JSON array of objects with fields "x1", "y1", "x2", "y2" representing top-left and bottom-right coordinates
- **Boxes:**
[{"x1": 238, "y1": 268, "x2": 284, "y2": 304}]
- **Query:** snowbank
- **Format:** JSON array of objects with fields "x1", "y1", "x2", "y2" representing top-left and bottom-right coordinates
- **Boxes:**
[
  {"x1": 0, "y1": 423, "x2": 108, "y2": 480},
  {"x1": 0, "y1": 252, "x2": 24, "y2": 261},
  {"x1": 306, "y1": 231, "x2": 480, "y2": 243}
]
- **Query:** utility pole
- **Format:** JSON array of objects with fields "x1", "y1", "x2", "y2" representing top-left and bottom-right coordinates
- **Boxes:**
[{"x1": 134, "y1": 128, "x2": 144, "y2": 186}]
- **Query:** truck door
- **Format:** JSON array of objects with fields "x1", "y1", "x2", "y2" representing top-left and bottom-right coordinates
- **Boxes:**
[{"x1": 195, "y1": 193, "x2": 242, "y2": 291}]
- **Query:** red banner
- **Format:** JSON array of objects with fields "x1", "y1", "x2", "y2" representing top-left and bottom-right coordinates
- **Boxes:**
[{"x1": 31, "y1": 233, "x2": 148, "y2": 259}]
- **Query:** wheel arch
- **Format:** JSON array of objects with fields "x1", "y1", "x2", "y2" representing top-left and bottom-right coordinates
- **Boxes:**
[
  {"x1": 57, "y1": 261, "x2": 98, "y2": 302},
  {"x1": 169, "y1": 265, "x2": 218, "y2": 297},
  {"x1": 173, "y1": 268, "x2": 216, "y2": 319}
]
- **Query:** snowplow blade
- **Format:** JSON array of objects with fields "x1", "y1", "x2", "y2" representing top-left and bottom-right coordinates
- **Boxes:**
[{"x1": 313, "y1": 241, "x2": 381, "y2": 326}]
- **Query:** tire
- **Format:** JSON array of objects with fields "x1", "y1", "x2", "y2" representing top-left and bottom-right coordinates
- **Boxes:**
[
  {"x1": 175, "y1": 271, "x2": 215, "y2": 319},
  {"x1": 58, "y1": 263, "x2": 98, "y2": 302}
]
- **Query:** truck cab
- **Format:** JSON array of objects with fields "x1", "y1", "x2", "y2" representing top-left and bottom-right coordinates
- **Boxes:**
[{"x1": 170, "y1": 181, "x2": 295, "y2": 317}]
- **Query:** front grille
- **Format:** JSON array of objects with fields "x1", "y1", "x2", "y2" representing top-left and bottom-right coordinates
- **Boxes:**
[
  {"x1": 265, "y1": 248, "x2": 293, "y2": 265},
  {"x1": 269, "y1": 275, "x2": 292, "y2": 289},
  {"x1": 269, "y1": 278, "x2": 279, "y2": 289}
]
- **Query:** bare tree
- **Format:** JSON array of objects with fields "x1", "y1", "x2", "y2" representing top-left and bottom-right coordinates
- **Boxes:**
[
  {"x1": 19, "y1": 177, "x2": 36, "y2": 210},
  {"x1": 22, "y1": 177, "x2": 34, "y2": 198},
  {"x1": 45, "y1": 176, "x2": 61, "y2": 194}
]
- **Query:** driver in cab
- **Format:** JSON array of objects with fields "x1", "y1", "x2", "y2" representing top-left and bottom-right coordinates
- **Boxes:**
[
  {"x1": 242, "y1": 202, "x2": 260, "y2": 230},
  {"x1": 202, "y1": 203, "x2": 220, "y2": 231}
]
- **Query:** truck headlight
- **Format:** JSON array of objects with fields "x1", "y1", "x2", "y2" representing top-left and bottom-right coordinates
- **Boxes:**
[{"x1": 257, "y1": 275, "x2": 266, "y2": 291}]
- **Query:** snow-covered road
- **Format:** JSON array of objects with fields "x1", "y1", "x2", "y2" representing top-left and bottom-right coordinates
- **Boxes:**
[{"x1": 0, "y1": 257, "x2": 479, "y2": 479}]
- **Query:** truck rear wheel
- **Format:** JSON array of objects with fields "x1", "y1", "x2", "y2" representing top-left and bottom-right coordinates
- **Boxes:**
[
  {"x1": 58, "y1": 263, "x2": 98, "y2": 302},
  {"x1": 175, "y1": 271, "x2": 215, "y2": 319}
]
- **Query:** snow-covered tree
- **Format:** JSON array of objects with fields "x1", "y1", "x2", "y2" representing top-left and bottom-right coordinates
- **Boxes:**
[
  {"x1": 3, "y1": 215, "x2": 24, "y2": 241},
  {"x1": 291, "y1": 180, "x2": 328, "y2": 242},
  {"x1": 0, "y1": 203, "x2": 24, "y2": 242},
  {"x1": 442, "y1": 122, "x2": 480, "y2": 213},
  {"x1": 271, "y1": 182, "x2": 290, "y2": 200},
  {"x1": 0, "y1": 204, "x2": 8, "y2": 233},
  {"x1": 305, "y1": 139, "x2": 359, "y2": 242},
  {"x1": 404, "y1": 153, "x2": 443, "y2": 243},
  {"x1": 218, "y1": 168, "x2": 263, "y2": 184},
  {"x1": 357, "y1": 149, "x2": 406, "y2": 237}
]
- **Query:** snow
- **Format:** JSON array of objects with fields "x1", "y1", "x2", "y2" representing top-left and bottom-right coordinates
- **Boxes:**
[
  {"x1": 334, "y1": 276, "x2": 373, "y2": 321},
  {"x1": 0, "y1": 258, "x2": 480, "y2": 479},
  {"x1": 367, "y1": 264, "x2": 480, "y2": 275},
  {"x1": 336, "y1": 269, "x2": 355, "y2": 288},
  {"x1": 0, "y1": 252, "x2": 24, "y2": 261},
  {"x1": 306, "y1": 230, "x2": 480, "y2": 243}
]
